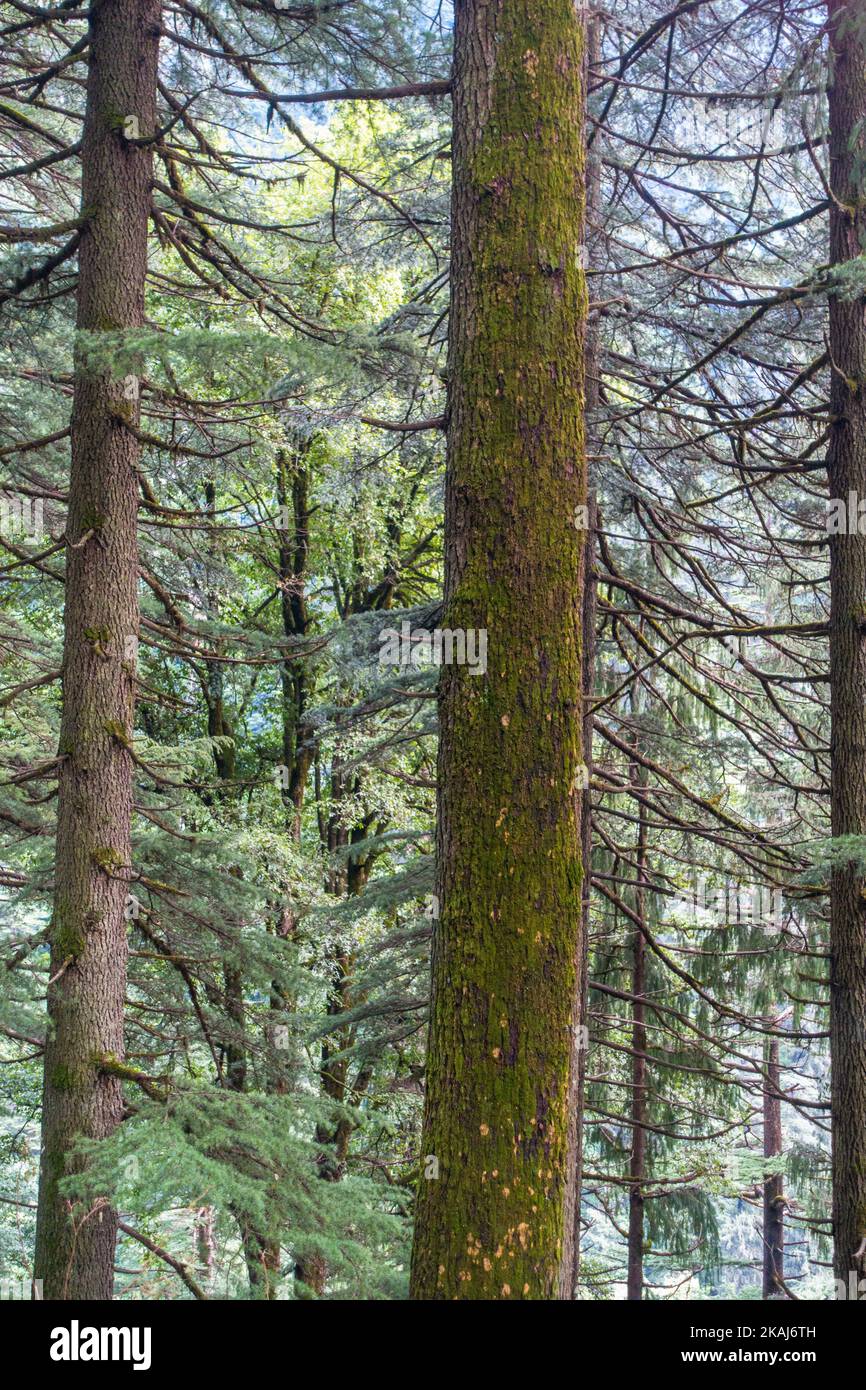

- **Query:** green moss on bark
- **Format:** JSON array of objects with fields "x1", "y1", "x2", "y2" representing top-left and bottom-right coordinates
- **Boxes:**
[{"x1": 410, "y1": 0, "x2": 588, "y2": 1301}]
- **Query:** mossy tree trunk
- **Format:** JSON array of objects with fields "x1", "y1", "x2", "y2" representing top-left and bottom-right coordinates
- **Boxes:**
[
  {"x1": 563, "y1": 14, "x2": 602, "y2": 1288},
  {"x1": 34, "y1": 0, "x2": 159, "y2": 1300},
  {"x1": 410, "y1": 0, "x2": 587, "y2": 1301},
  {"x1": 826, "y1": 0, "x2": 866, "y2": 1291}
]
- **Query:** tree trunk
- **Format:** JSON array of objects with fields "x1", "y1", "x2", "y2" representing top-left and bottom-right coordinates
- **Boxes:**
[
  {"x1": 562, "y1": 494, "x2": 597, "y2": 1297},
  {"x1": 562, "y1": 15, "x2": 602, "y2": 1291},
  {"x1": 762, "y1": 1035, "x2": 784, "y2": 1298},
  {"x1": 34, "y1": 0, "x2": 159, "y2": 1301},
  {"x1": 826, "y1": 0, "x2": 866, "y2": 1290},
  {"x1": 410, "y1": 0, "x2": 587, "y2": 1301},
  {"x1": 194, "y1": 1206, "x2": 216, "y2": 1289},
  {"x1": 626, "y1": 749, "x2": 647, "y2": 1301},
  {"x1": 276, "y1": 445, "x2": 313, "y2": 838},
  {"x1": 295, "y1": 785, "x2": 376, "y2": 1296}
]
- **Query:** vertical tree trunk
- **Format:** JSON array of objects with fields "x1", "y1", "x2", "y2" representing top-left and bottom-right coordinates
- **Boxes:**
[
  {"x1": 276, "y1": 445, "x2": 313, "y2": 838},
  {"x1": 762, "y1": 1035, "x2": 784, "y2": 1298},
  {"x1": 410, "y1": 0, "x2": 587, "y2": 1301},
  {"x1": 626, "y1": 752, "x2": 647, "y2": 1301},
  {"x1": 561, "y1": 494, "x2": 597, "y2": 1297},
  {"x1": 34, "y1": 0, "x2": 159, "y2": 1300},
  {"x1": 194, "y1": 1206, "x2": 216, "y2": 1289},
  {"x1": 562, "y1": 15, "x2": 602, "y2": 1291},
  {"x1": 826, "y1": 0, "x2": 866, "y2": 1291},
  {"x1": 292, "y1": 757, "x2": 378, "y2": 1298}
]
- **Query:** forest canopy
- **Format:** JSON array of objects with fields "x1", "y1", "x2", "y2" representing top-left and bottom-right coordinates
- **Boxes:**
[{"x1": 0, "y1": 0, "x2": 864, "y2": 1312}]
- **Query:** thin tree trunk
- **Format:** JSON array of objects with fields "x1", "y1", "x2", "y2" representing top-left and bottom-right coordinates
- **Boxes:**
[
  {"x1": 562, "y1": 494, "x2": 597, "y2": 1297},
  {"x1": 294, "y1": 766, "x2": 376, "y2": 1298},
  {"x1": 762, "y1": 1034, "x2": 784, "y2": 1298},
  {"x1": 246, "y1": 452, "x2": 315, "y2": 1295},
  {"x1": 626, "y1": 749, "x2": 647, "y2": 1301},
  {"x1": 410, "y1": 0, "x2": 587, "y2": 1301},
  {"x1": 563, "y1": 14, "x2": 602, "y2": 1292},
  {"x1": 194, "y1": 1206, "x2": 216, "y2": 1289},
  {"x1": 34, "y1": 0, "x2": 159, "y2": 1301},
  {"x1": 276, "y1": 445, "x2": 313, "y2": 838},
  {"x1": 826, "y1": 0, "x2": 866, "y2": 1290}
]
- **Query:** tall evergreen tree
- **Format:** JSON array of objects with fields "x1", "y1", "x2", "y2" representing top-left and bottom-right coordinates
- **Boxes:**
[
  {"x1": 410, "y1": 0, "x2": 588, "y2": 1300},
  {"x1": 0, "y1": 0, "x2": 854, "y2": 1307},
  {"x1": 33, "y1": 0, "x2": 160, "y2": 1300},
  {"x1": 825, "y1": 0, "x2": 866, "y2": 1292}
]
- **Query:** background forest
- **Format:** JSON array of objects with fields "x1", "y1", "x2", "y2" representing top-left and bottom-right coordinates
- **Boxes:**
[{"x1": 0, "y1": 0, "x2": 862, "y2": 1302}]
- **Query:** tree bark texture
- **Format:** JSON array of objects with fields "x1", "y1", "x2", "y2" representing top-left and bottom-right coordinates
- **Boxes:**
[
  {"x1": 826, "y1": 0, "x2": 866, "y2": 1290},
  {"x1": 34, "y1": 0, "x2": 159, "y2": 1300},
  {"x1": 410, "y1": 0, "x2": 587, "y2": 1301}
]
